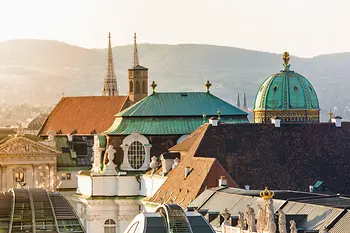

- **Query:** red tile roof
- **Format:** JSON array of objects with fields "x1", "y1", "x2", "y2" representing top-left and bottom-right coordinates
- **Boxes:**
[
  {"x1": 148, "y1": 153, "x2": 238, "y2": 208},
  {"x1": 39, "y1": 96, "x2": 128, "y2": 135}
]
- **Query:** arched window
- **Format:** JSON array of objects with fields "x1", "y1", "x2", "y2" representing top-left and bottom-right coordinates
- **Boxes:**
[
  {"x1": 128, "y1": 141, "x2": 146, "y2": 169},
  {"x1": 120, "y1": 132, "x2": 152, "y2": 171},
  {"x1": 129, "y1": 81, "x2": 134, "y2": 93},
  {"x1": 135, "y1": 81, "x2": 140, "y2": 93},
  {"x1": 142, "y1": 80, "x2": 147, "y2": 94},
  {"x1": 104, "y1": 219, "x2": 116, "y2": 233}
]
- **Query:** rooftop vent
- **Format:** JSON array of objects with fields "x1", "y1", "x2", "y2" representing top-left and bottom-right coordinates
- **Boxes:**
[{"x1": 180, "y1": 93, "x2": 188, "y2": 97}]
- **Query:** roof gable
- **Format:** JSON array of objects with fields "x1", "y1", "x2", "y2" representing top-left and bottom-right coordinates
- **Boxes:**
[
  {"x1": 148, "y1": 154, "x2": 237, "y2": 208},
  {"x1": 39, "y1": 96, "x2": 128, "y2": 135},
  {"x1": 117, "y1": 92, "x2": 247, "y2": 117},
  {"x1": 0, "y1": 136, "x2": 60, "y2": 156}
]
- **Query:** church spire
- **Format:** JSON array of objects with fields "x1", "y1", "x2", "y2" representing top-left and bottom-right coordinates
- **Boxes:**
[
  {"x1": 236, "y1": 93, "x2": 241, "y2": 108},
  {"x1": 132, "y1": 32, "x2": 139, "y2": 68},
  {"x1": 102, "y1": 32, "x2": 118, "y2": 96},
  {"x1": 243, "y1": 92, "x2": 248, "y2": 111}
]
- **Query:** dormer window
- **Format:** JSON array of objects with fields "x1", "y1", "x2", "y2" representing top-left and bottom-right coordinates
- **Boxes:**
[{"x1": 120, "y1": 132, "x2": 152, "y2": 171}]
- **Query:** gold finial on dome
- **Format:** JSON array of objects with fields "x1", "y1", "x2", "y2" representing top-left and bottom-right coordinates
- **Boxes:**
[
  {"x1": 150, "y1": 81, "x2": 157, "y2": 94},
  {"x1": 260, "y1": 186, "x2": 274, "y2": 200},
  {"x1": 205, "y1": 80, "x2": 212, "y2": 93},
  {"x1": 282, "y1": 52, "x2": 291, "y2": 71}
]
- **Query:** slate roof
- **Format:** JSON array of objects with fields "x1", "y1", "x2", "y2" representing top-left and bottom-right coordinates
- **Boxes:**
[
  {"x1": 147, "y1": 155, "x2": 238, "y2": 208},
  {"x1": 27, "y1": 115, "x2": 48, "y2": 130},
  {"x1": 189, "y1": 187, "x2": 350, "y2": 232},
  {"x1": 39, "y1": 96, "x2": 128, "y2": 135},
  {"x1": 116, "y1": 92, "x2": 248, "y2": 117},
  {"x1": 55, "y1": 135, "x2": 93, "y2": 169},
  {"x1": 170, "y1": 122, "x2": 350, "y2": 195}
]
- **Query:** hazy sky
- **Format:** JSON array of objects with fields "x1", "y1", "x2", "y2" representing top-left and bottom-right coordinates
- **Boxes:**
[{"x1": 1, "y1": 0, "x2": 349, "y2": 57}]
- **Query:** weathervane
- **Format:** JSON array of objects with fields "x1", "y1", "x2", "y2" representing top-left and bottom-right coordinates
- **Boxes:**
[
  {"x1": 150, "y1": 81, "x2": 157, "y2": 94},
  {"x1": 205, "y1": 80, "x2": 212, "y2": 93},
  {"x1": 282, "y1": 51, "x2": 291, "y2": 71}
]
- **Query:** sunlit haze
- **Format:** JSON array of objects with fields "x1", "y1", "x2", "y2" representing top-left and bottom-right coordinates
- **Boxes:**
[{"x1": 1, "y1": 0, "x2": 350, "y2": 57}]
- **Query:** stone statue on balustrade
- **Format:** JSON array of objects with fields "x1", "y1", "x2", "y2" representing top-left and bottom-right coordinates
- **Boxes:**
[
  {"x1": 103, "y1": 145, "x2": 117, "y2": 175},
  {"x1": 245, "y1": 204, "x2": 256, "y2": 232},
  {"x1": 256, "y1": 204, "x2": 266, "y2": 233},
  {"x1": 290, "y1": 220, "x2": 297, "y2": 233},
  {"x1": 237, "y1": 211, "x2": 245, "y2": 230},
  {"x1": 220, "y1": 208, "x2": 231, "y2": 229},
  {"x1": 92, "y1": 135, "x2": 102, "y2": 173},
  {"x1": 263, "y1": 199, "x2": 276, "y2": 233},
  {"x1": 277, "y1": 209, "x2": 287, "y2": 233}
]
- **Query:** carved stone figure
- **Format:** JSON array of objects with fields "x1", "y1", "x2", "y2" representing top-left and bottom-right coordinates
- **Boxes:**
[
  {"x1": 277, "y1": 209, "x2": 287, "y2": 233},
  {"x1": 290, "y1": 220, "x2": 297, "y2": 233},
  {"x1": 149, "y1": 156, "x2": 158, "y2": 170},
  {"x1": 16, "y1": 122, "x2": 24, "y2": 137},
  {"x1": 256, "y1": 204, "x2": 265, "y2": 233},
  {"x1": 103, "y1": 145, "x2": 117, "y2": 175},
  {"x1": 48, "y1": 130, "x2": 55, "y2": 141},
  {"x1": 237, "y1": 211, "x2": 245, "y2": 229},
  {"x1": 245, "y1": 205, "x2": 256, "y2": 232},
  {"x1": 221, "y1": 208, "x2": 231, "y2": 224},
  {"x1": 92, "y1": 135, "x2": 101, "y2": 173},
  {"x1": 265, "y1": 199, "x2": 276, "y2": 233},
  {"x1": 106, "y1": 145, "x2": 116, "y2": 165}
]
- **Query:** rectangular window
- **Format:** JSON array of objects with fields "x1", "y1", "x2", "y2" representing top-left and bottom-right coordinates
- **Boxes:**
[
  {"x1": 61, "y1": 173, "x2": 71, "y2": 180},
  {"x1": 15, "y1": 172, "x2": 25, "y2": 182}
]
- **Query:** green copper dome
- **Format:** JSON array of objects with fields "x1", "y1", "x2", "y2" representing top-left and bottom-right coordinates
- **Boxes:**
[{"x1": 254, "y1": 54, "x2": 320, "y2": 111}]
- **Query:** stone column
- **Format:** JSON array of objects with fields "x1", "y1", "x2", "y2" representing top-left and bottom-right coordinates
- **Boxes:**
[
  {"x1": 32, "y1": 164, "x2": 38, "y2": 188},
  {"x1": 1, "y1": 165, "x2": 6, "y2": 191},
  {"x1": 49, "y1": 164, "x2": 55, "y2": 191}
]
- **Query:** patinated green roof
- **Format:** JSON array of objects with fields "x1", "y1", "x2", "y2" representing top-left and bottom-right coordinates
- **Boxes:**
[
  {"x1": 106, "y1": 116, "x2": 248, "y2": 135},
  {"x1": 117, "y1": 92, "x2": 248, "y2": 117},
  {"x1": 254, "y1": 69, "x2": 320, "y2": 111},
  {"x1": 55, "y1": 136, "x2": 77, "y2": 167}
]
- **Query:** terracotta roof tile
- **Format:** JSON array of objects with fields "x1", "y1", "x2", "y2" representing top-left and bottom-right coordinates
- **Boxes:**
[
  {"x1": 39, "y1": 96, "x2": 128, "y2": 135},
  {"x1": 148, "y1": 154, "x2": 237, "y2": 208}
]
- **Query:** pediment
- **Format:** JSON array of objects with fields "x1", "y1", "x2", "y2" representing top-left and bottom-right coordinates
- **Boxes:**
[{"x1": 0, "y1": 136, "x2": 60, "y2": 156}]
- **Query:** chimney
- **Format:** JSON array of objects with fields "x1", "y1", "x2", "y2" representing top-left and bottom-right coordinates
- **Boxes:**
[
  {"x1": 244, "y1": 185, "x2": 250, "y2": 190},
  {"x1": 209, "y1": 117, "x2": 219, "y2": 126},
  {"x1": 67, "y1": 134, "x2": 73, "y2": 142},
  {"x1": 333, "y1": 116, "x2": 342, "y2": 127},
  {"x1": 160, "y1": 152, "x2": 180, "y2": 176},
  {"x1": 309, "y1": 185, "x2": 314, "y2": 193},
  {"x1": 185, "y1": 166, "x2": 191, "y2": 178},
  {"x1": 271, "y1": 117, "x2": 281, "y2": 128},
  {"x1": 218, "y1": 176, "x2": 227, "y2": 187}
]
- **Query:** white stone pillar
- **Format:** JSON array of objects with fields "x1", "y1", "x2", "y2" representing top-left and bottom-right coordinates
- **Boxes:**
[{"x1": 32, "y1": 164, "x2": 38, "y2": 188}]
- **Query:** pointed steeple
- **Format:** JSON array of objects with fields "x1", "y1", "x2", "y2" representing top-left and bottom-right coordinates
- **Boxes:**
[
  {"x1": 243, "y1": 92, "x2": 248, "y2": 111},
  {"x1": 128, "y1": 33, "x2": 148, "y2": 104},
  {"x1": 236, "y1": 93, "x2": 241, "y2": 108},
  {"x1": 102, "y1": 32, "x2": 119, "y2": 96},
  {"x1": 132, "y1": 32, "x2": 139, "y2": 68}
]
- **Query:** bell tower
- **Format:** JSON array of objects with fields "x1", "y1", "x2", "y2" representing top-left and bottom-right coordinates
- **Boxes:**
[{"x1": 128, "y1": 33, "x2": 148, "y2": 103}]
